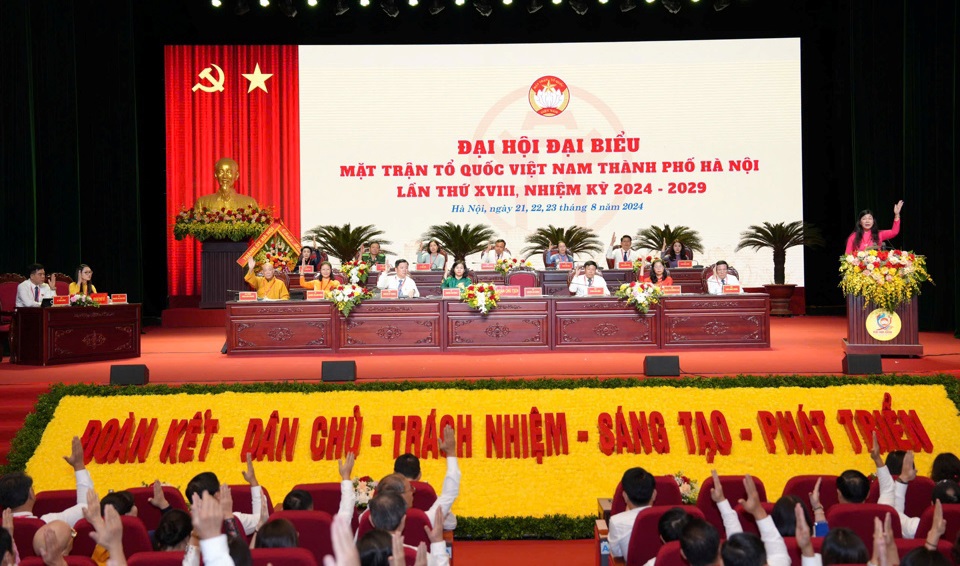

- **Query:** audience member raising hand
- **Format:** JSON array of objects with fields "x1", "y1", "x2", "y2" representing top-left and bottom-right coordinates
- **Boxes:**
[{"x1": 82, "y1": 490, "x2": 128, "y2": 566}]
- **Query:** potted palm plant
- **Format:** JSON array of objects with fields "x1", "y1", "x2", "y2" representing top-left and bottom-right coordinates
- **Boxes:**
[
  {"x1": 735, "y1": 221, "x2": 824, "y2": 316},
  {"x1": 521, "y1": 225, "x2": 603, "y2": 263},
  {"x1": 421, "y1": 222, "x2": 496, "y2": 263},
  {"x1": 302, "y1": 224, "x2": 392, "y2": 263}
]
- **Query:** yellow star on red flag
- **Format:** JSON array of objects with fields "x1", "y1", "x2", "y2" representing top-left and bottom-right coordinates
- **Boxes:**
[{"x1": 242, "y1": 64, "x2": 273, "y2": 93}]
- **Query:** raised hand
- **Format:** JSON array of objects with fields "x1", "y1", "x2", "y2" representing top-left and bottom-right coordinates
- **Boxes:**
[
  {"x1": 870, "y1": 431, "x2": 884, "y2": 467},
  {"x1": 414, "y1": 542, "x2": 428, "y2": 566},
  {"x1": 739, "y1": 474, "x2": 766, "y2": 519},
  {"x1": 248, "y1": 256, "x2": 256, "y2": 270},
  {"x1": 219, "y1": 484, "x2": 234, "y2": 521},
  {"x1": 610, "y1": 232, "x2": 616, "y2": 247},
  {"x1": 242, "y1": 452, "x2": 259, "y2": 486},
  {"x1": 794, "y1": 503, "x2": 814, "y2": 557},
  {"x1": 1, "y1": 508, "x2": 12, "y2": 538},
  {"x1": 257, "y1": 492, "x2": 270, "y2": 531},
  {"x1": 339, "y1": 452, "x2": 356, "y2": 482},
  {"x1": 322, "y1": 514, "x2": 360, "y2": 566},
  {"x1": 148, "y1": 480, "x2": 169, "y2": 510},
  {"x1": 900, "y1": 451, "x2": 917, "y2": 483},
  {"x1": 63, "y1": 436, "x2": 85, "y2": 471},
  {"x1": 191, "y1": 492, "x2": 223, "y2": 541},
  {"x1": 49, "y1": 273, "x2": 57, "y2": 290},
  {"x1": 894, "y1": 200, "x2": 904, "y2": 216},
  {"x1": 389, "y1": 532, "x2": 405, "y2": 565},
  {"x1": 926, "y1": 499, "x2": 946, "y2": 548},
  {"x1": 439, "y1": 424, "x2": 456, "y2": 457},
  {"x1": 424, "y1": 507, "x2": 444, "y2": 544},
  {"x1": 709, "y1": 470, "x2": 725, "y2": 503},
  {"x1": 809, "y1": 477, "x2": 822, "y2": 510}
]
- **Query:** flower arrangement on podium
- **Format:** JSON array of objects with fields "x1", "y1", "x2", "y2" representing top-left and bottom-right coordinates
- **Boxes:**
[
  {"x1": 633, "y1": 255, "x2": 655, "y2": 273},
  {"x1": 340, "y1": 260, "x2": 371, "y2": 284},
  {"x1": 253, "y1": 233, "x2": 298, "y2": 273},
  {"x1": 69, "y1": 294, "x2": 99, "y2": 308},
  {"x1": 614, "y1": 281, "x2": 664, "y2": 314},
  {"x1": 328, "y1": 283, "x2": 372, "y2": 317},
  {"x1": 353, "y1": 477, "x2": 377, "y2": 510},
  {"x1": 461, "y1": 283, "x2": 500, "y2": 314},
  {"x1": 839, "y1": 249, "x2": 932, "y2": 312},
  {"x1": 173, "y1": 204, "x2": 274, "y2": 241},
  {"x1": 495, "y1": 257, "x2": 532, "y2": 275},
  {"x1": 674, "y1": 471, "x2": 699, "y2": 505}
]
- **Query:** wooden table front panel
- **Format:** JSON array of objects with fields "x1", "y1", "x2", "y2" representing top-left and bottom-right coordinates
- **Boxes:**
[
  {"x1": 660, "y1": 295, "x2": 770, "y2": 348},
  {"x1": 338, "y1": 300, "x2": 441, "y2": 351},
  {"x1": 553, "y1": 298, "x2": 658, "y2": 349},
  {"x1": 445, "y1": 299, "x2": 550, "y2": 350},
  {"x1": 227, "y1": 302, "x2": 335, "y2": 353},
  {"x1": 14, "y1": 304, "x2": 141, "y2": 365}
]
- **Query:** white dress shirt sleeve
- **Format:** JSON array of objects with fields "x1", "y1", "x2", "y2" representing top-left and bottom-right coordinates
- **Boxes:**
[
  {"x1": 426, "y1": 457, "x2": 461, "y2": 527},
  {"x1": 716, "y1": 499, "x2": 743, "y2": 537},
  {"x1": 39, "y1": 469, "x2": 94, "y2": 527},
  {"x1": 198, "y1": 535, "x2": 235, "y2": 566},
  {"x1": 427, "y1": 541, "x2": 450, "y2": 566},
  {"x1": 893, "y1": 481, "x2": 920, "y2": 538},
  {"x1": 339, "y1": 479, "x2": 356, "y2": 523},
  {"x1": 606, "y1": 510, "x2": 633, "y2": 560},
  {"x1": 16, "y1": 281, "x2": 41, "y2": 308},
  {"x1": 377, "y1": 272, "x2": 391, "y2": 289},
  {"x1": 801, "y1": 554, "x2": 823, "y2": 566},
  {"x1": 232, "y1": 485, "x2": 262, "y2": 535},
  {"x1": 182, "y1": 543, "x2": 200, "y2": 566},
  {"x1": 757, "y1": 515, "x2": 790, "y2": 566},
  {"x1": 876, "y1": 465, "x2": 895, "y2": 506}
]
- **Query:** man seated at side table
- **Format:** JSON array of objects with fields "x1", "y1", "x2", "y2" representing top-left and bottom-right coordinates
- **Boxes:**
[
  {"x1": 568, "y1": 261, "x2": 610, "y2": 297},
  {"x1": 608, "y1": 467, "x2": 657, "y2": 562},
  {"x1": 706, "y1": 260, "x2": 742, "y2": 295},
  {"x1": 244, "y1": 257, "x2": 290, "y2": 300},
  {"x1": 16, "y1": 263, "x2": 56, "y2": 307},
  {"x1": 377, "y1": 259, "x2": 420, "y2": 297}
]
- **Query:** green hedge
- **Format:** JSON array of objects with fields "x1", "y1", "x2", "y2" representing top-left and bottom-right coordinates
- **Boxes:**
[{"x1": 4, "y1": 374, "x2": 957, "y2": 540}]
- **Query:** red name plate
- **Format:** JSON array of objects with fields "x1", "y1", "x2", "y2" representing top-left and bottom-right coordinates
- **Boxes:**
[
  {"x1": 380, "y1": 289, "x2": 399, "y2": 299},
  {"x1": 617, "y1": 262, "x2": 634, "y2": 269},
  {"x1": 557, "y1": 262, "x2": 573, "y2": 270},
  {"x1": 480, "y1": 263, "x2": 496, "y2": 270},
  {"x1": 238, "y1": 291, "x2": 258, "y2": 301},
  {"x1": 495, "y1": 285, "x2": 521, "y2": 297},
  {"x1": 110, "y1": 294, "x2": 128, "y2": 304},
  {"x1": 53, "y1": 296, "x2": 69, "y2": 306},
  {"x1": 723, "y1": 285, "x2": 741, "y2": 294},
  {"x1": 377, "y1": 263, "x2": 387, "y2": 270},
  {"x1": 660, "y1": 285, "x2": 682, "y2": 295},
  {"x1": 678, "y1": 260, "x2": 693, "y2": 268},
  {"x1": 301, "y1": 265, "x2": 315, "y2": 273},
  {"x1": 442, "y1": 288, "x2": 461, "y2": 298},
  {"x1": 522, "y1": 287, "x2": 543, "y2": 297},
  {"x1": 90, "y1": 293, "x2": 109, "y2": 304},
  {"x1": 415, "y1": 263, "x2": 431, "y2": 271},
  {"x1": 587, "y1": 287, "x2": 606, "y2": 296},
  {"x1": 305, "y1": 290, "x2": 324, "y2": 300}
]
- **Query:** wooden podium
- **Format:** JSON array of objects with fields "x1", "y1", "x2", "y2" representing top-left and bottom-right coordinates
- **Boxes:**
[
  {"x1": 200, "y1": 239, "x2": 249, "y2": 309},
  {"x1": 843, "y1": 295, "x2": 922, "y2": 357}
]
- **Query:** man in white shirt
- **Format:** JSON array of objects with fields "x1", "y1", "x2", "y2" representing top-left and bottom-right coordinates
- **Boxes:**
[
  {"x1": 16, "y1": 263, "x2": 56, "y2": 307},
  {"x1": 608, "y1": 467, "x2": 657, "y2": 562},
  {"x1": 606, "y1": 234, "x2": 641, "y2": 265},
  {"x1": 568, "y1": 261, "x2": 610, "y2": 297},
  {"x1": 183, "y1": 454, "x2": 262, "y2": 536},
  {"x1": 366, "y1": 492, "x2": 449, "y2": 566},
  {"x1": 1, "y1": 436, "x2": 92, "y2": 527},
  {"x1": 482, "y1": 239, "x2": 511, "y2": 264},
  {"x1": 706, "y1": 261, "x2": 742, "y2": 295},
  {"x1": 709, "y1": 471, "x2": 790, "y2": 566},
  {"x1": 377, "y1": 259, "x2": 420, "y2": 297}
]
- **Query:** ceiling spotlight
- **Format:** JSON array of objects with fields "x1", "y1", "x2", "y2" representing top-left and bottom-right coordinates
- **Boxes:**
[
  {"x1": 260, "y1": 0, "x2": 269, "y2": 7},
  {"x1": 381, "y1": 0, "x2": 399, "y2": 15},
  {"x1": 307, "y1": 0, "x2": 318, "y2": 5},
  {"x1": 474, "y1": 0, "x2": 492, "y2": 16},
  {"x1": 661, "y1": 0, "x2": 680, "y2": 13},
  {"x1": 644, "y1": 0, "x2": 655, "y2": 3},
  {"x1": 409, "y1": 0, "x2": 418, "y2": 6},
  {"x1": 503, "y1": 0, "x2": 512, "y2": 5},
  {"x1": 620, "y1": 0, "x2": 636, "y2": 11},
  {"x1": 336, "y1": 0, "x2": 350, "y2": 14},
  {"x1": 569, "y1": 0, "x2": 587, "y2": 14},
  {"x1": 211, "y1": 0, "x2": 222, "y2": 7},
  {"x1": 527, "y1": 0, "x2": 541, "y2": 12},
  {"x1": 360, "y1": 0, "x2": 370, "y2": 6},
  {"x1": 455, "y1": 0, "x2": 465, "y2": 5},
  {"x1": 278, "y1": 0, "x2": 297, "y2": 16},
  {"x1": 714, "y1": 0, "x2": 730, "y2": 9},
  {"x1": 235, "y1": 0, "x2": 251, "y2": 11},
  {"x1": 429, "y1": 0, "x2": 445, "y2": 14}
]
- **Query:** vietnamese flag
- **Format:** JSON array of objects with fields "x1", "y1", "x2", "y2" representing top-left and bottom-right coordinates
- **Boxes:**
[{"x1": 165, "y1": 45, "x2": 300, "y2": 297}]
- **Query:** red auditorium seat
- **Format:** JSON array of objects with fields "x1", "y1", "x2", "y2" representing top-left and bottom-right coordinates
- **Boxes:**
[
  {"x1": 505, "y1": 270, "x2": 539, "y2": 289},
  {"x1": 12, "y1": 517, "x2": 45, "y2": 558},
  {"x1": 21, "y1": 558, "x2": 96, "y2": 566},
  {"x1": 270, "y1": 510, "x2": 334, "y2": 564},
  {"x1": 695, "y1": 475, "x2": 767, "y2": 534},
  {"x1": 625, "y1": 506, "x2": 706, "y2": 566},
  {"x1": 72, "y1": 515, "x2": 153, "y2": 557},
  {"x1": 825, "y1": 503, "x2": 902, "y2": 544},
  {"x1": 228, "y1": 484, "x2": 274, "y2": 515},
  {"x1": 783, "y1": 536, "x2": 824, "y2": 565},
  {"x1": 894, "y1": 538, "x2": 955, "y2": 562},
  {"x1": 653, "y1": 540, "x2": 685, "y2": 566},
  {"x1": 734, "y1": 502, "x2": 775, "y2": 536},
  {"x1": 610, "y1": 476, "x2": 684, "y2": 516},
  {"x1": 781, "y1": 475, "x2": 840, "y2": 514},
  {"x1": 865, "y1": 476, "x2": 935, "y2": 518},
  {"x1": 251, "y1": 547, "x2": 318, "y2": 566},
  {"x1": 914, "y1": 503, "x2": 960, "y2": 543},
  {"x1": 411, "y1": 481, "x2": 438, "y2": 513},
  {"x1": 127, "y1": 552, "x2": 187, "y2": 566},
  {"x1": 291, "y1": 482, "x2": 344, "y2": 516},
  {"x1": 126, "y1": 486, "x2": 189, "y2": 532},
  {"x1": 33, "y1": 490, "x2": 81, "y2": 518},
  {"x1": 356, "y1": 508, "x2": 432, "y2": 548}
]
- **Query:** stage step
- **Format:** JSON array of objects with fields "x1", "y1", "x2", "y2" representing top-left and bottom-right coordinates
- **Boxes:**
[{"x1": 0, "y1": 384, "x2": 48, "y2": 467}]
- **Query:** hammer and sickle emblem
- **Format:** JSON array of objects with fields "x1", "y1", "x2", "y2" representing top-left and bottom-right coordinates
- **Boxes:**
[{"x1": 192, "y1": 64, "x2": 225, "y2": 93}]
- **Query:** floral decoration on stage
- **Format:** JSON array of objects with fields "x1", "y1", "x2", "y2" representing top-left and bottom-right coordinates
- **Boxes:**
[
  {"x1": 354, "y1": 477, "x2": 377, "y2": 510},
  {"x1": 494, "y1": 257, "x2": 533, "y2": 275},
  {"x1": 254, "y1": 234, "x2": 299, "y2": 273},
  {"x1": 674, "y1": 471, "x2": 698, "y2": 505},
  {"x1": 69, "y1": 294, "x2": 99, "y2": 308},
  {"x1": 340, "y1": 261, "x2": 371, "y2": 284},
  {"x1": 614, "y1": 281, "x2": 664, "y2": 314},
  {"x1": 839, "y1": 250, "x2": 932, "y2": 312},
  {"x1": 328, "y1": 283, "x2": 372, "y2": 317},
  {"x1": 173, "y1": 204, "x2": 274, "y2": 242},
  {"x1": 461, "y1": 283, "x2": 500, "y2": 314},
  {"x1": 633, "y1": 255, "x2": 655, "y2": 273}
]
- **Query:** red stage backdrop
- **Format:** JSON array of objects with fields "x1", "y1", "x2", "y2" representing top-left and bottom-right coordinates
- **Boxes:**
[{"x1": 165, "y1": 45, "x2": 301, "y2": 297}]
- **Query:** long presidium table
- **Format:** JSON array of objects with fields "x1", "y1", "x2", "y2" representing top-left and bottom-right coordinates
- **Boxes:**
[
  {"x1": 12, "y1": 304, "x2": 142, "y2": 365},
  {"x1": 224, "y1": 294, "x2": 770, "y2": 354}
]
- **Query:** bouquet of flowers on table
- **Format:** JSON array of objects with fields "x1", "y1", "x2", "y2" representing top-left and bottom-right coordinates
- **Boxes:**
[
  {"x1": 254, "y1": 234, "x2": 298, "y2": 273},
  {"x1": 69, "y1": 294, "x2": 99, "y2": 308},
  {"x1": 674, "y1": 471, "x2": 698, "y2": 505},
  {"x1": 340, "y1": 260, "x2": 371, "y2": 284},
  {"x1": 354, "y1": 477, "x2": 377, "y2": 510},
  {"x1": 461, "y1": 283, "x2": 500, "y2": 314},
  {"x1": 839, "y1": 249, "x2": 932, "y2": 312},
  {"x1": 495, "y1": 257, "x2": 533, "y2": 275},
  {"x1": 173, "y1": 204, "x2": 274, "y2": 241},
  {"x1": 614, "y1": 281, "x2": 664, "y2": 314},
  {"x1": 327, "y1": 283, "x2": 372, "y2": 317},
  {"x1": 632, "y1": 255, "x2": 655, "y2": 273}
]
